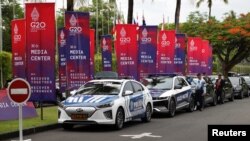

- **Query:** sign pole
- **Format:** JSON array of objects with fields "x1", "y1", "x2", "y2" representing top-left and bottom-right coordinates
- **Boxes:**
[
  {"x1": 19, "y1": 104, "x2": 23, "y2": 141},
  {"x1": 7, "y1": 78, "x2": 32, "y2": 141}
]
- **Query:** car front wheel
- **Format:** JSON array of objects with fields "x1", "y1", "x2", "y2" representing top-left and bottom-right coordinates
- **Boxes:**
[
  {"x1": 168, "y1": 99, "x2": 176, "y2": 117},
  {"x1": 187, "y1": 96, "x2": 195, "y2": 112},
  {"x1": 114, "y1": 108, "x2": 124, "y2": 130}
]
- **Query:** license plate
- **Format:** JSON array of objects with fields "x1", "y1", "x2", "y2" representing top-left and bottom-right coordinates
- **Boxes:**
[{"x1": 71, "y1": 114, "x2": 88, "y2": 120}]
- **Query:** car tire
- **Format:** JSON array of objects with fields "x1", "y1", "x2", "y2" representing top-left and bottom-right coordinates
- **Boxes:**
[
  {"x1": 114, "y1": 108, "x2": 124, "y2": 130},
  {"x1": 168, "y1": 98, "x2": 176, "y2": 117},
  {"x1": 141, "y1": 103, "x2": 152, "y2": 122},
  {"x1": 211, "y1": 95, "x2": 217, "y2": 106},
  {"x1": 229, "y1": 93, "x2": 234, "y2": 101},
  {"x1": 187, "y1": 96, "x2": 195, "y2": 112},
  {"x1": 239, "y1": 91, "x2": 244, "y2": 99},
  {"x1": 62, "y1": 124, "x2": 74, "y2": 130}
]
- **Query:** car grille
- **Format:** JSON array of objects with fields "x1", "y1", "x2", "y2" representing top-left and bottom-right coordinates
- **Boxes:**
[
  {"x1": 65, "y1": 107, "x2": 96, "y2": 118},
  {"x1": 153, "y1": 100, "x2": 168, "y2": 107}
]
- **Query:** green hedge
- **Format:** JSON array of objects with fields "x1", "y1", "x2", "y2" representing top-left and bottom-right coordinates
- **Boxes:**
[{"x1": 0, "y1": 51, "x2": 12, "y2": 87}]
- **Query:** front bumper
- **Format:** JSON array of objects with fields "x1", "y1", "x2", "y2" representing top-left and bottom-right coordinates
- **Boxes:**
[
  {"x1": 58, "y1": 106, "x2": 115, "y2": 125},
  {"x1": 152, "y1": 99, "x2": 169, "y2": 113},
  {"x1": 233, "y1": 90, "x2": 241, "y2": 96}
]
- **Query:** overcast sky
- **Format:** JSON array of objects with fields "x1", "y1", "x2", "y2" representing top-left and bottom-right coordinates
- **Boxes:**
[{"x1": 31, "y1": 0, "x2": 250, "y2": 25}]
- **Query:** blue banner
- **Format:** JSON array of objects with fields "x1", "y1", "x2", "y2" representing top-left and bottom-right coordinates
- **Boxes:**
[
  {"x1": 101, "y1": 35, "x2": 112, "y2": 71},
  {"x1": 174, "y1": 34, "x2": 186, "y2": 75},
  {"x1": 138, "y1": 26, "x2": 158, "y2": 81},
  {"x1": 65, "y1": 11, "x2": 90, "y2": 89},
  {"x1": 58, "y1": 28, "x2": 68, "y2": 93}
]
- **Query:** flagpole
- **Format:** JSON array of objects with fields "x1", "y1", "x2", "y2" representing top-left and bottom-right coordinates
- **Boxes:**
[
  {"x1": 0, "y1": 0, "x2": 3, "y2": 88},
  {"x1": 96, "y1": 0, "x2": 99, "y2": 54}
]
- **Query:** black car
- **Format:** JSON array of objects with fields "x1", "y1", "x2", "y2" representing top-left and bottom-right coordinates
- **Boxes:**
[
  {"x1": 229, "y1": 77, "x2": 249, "y2": 99},
  {"x1": 242, "y1": 76, "x2": 250, "y2": 95},
  {"x1": 186, "y1": 76, "x2": 217, "y2": 108},
  {"x1": 210, "y1": 76, "x2": 234, "y2": 103}
]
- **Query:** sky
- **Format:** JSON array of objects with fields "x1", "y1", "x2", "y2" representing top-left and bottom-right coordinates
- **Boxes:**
[{"x1": 23, "y1": 0, "x2": 250, "y2": 25}]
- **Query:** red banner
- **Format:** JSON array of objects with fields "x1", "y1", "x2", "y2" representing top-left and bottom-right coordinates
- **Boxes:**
[
  {"x1": 90, "y1": 29, "x2": 95, "y2": 79},
  {"x1": 187, "y1": 37, "x2": 202, "y2": 75},
  {"x1": 26, "y1": 3, "x2": 55, "y2": 101},
  {"x1": 201, "y1": 40, "x2": 209, "y2": 74},
  {"x1": 157, "y1": 30, "x2": 176, "y2": 73},
  {"x1": 115, "y1": 24, "x2": 138, "y2": 79},
  {"x1": 11, "y1": 19, "x2": 26, "y2": 79}
]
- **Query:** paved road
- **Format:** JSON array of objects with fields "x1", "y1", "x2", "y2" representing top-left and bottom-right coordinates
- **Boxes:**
[{"x1": 10, "y1": 98, "x2": 250, "y2": 141}]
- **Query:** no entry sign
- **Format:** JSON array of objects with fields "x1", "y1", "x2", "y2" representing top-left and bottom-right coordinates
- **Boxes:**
[{"x1": 7, "y1": 78, "x2": 31, "y2": 104}]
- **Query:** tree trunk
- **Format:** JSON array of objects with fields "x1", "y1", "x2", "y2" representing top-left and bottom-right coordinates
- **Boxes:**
[
  {"x1": 127, "y1": 0, "x2": 133, "y2": 24},
  {"x1": 175, "y1": 0, "x2": 181, "y2": 33},
  {"x1": 67, "y1": 0, "x2": 74, "y2": 11},
  {"x1": 208, "y1": 6, "x2": 211, "y2": 19}
]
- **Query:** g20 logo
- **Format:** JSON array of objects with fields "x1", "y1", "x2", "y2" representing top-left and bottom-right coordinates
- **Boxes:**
[
  {"x1": 161, "y1": 40, "x2": 170, "y2": 47},
  {"x1": 30, "y1": 22, "x2": 46, "y2": 29},
  {"x1": 120, "y1": 37, "x2": 131, "y2": 44},
  {"x1": 69, "y1": 27, "x2": 82, "y2": 33},
  {"x1": 141, "y1": 37, "x2": 152, "y2": 44},
  {"x1": 14, "y1": 35, "x2": 21, "y2": 42}
]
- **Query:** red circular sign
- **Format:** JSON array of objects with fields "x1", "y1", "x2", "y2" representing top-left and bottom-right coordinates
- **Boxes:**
[{"x1": 7, "y1": 78, "x2": 31, "y2": 104}]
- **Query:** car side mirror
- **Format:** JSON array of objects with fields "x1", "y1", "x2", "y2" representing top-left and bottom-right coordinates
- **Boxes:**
[
  {"x1": 174, "y1": 85, "x2": 182, "y2": 89},
  {"x1": 123, "y1": 90, "x2": 133, "y2": 96}
]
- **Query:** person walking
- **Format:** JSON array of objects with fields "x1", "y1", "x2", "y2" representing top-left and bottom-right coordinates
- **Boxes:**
[
  {"x1": 195, "y1": 73, "x2": 206, "y2": 111},
  {"x1": 215, "y1": 74, "x2": 225, "y2": 104}
]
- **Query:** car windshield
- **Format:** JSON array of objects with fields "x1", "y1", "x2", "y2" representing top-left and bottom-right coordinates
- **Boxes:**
[
  {"x1": 243, "y1": 77, "x2": 250, "y2": 84},
  {"x1": 75, "y1": 81, "x2": 122, "y2": 95},
  {"x1": 229, "y1": 77, "x2": 240, "y2": 85},
  {"x1": 145, "y1": 77, "x2": 173, "y2": 90}
]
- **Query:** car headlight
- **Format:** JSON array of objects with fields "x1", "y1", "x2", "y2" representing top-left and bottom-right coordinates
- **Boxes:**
[
  {"x1": 97, "y1": 102, "x2": 114, "y2": 108},
  {"x1": 58, "y1": 102, "x2": 67, "y2": 110},
  {"x1": 155, "y1": 96, "x2": 169, "y2": 100}
]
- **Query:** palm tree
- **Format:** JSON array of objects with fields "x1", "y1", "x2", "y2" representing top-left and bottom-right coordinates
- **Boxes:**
[
  {"x1": 175, "y1": 0, "x2": 181, "y2": 33},
  {"x1": 196, "y1": 0, "x2": 228, "y2": 19}
]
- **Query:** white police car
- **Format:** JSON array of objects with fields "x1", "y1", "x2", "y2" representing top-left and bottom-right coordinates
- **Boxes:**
[
  {"x1": 144, "y1": 74, "x2": 194, "y2": 117},
  {"x1": 58, "y1": 79, "x2": 153, "y2": 130}
]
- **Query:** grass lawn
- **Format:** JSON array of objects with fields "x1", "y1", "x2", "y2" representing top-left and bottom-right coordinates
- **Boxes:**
[{"x1": 0, "y1": 106, "x2": 58, "y2": 134}]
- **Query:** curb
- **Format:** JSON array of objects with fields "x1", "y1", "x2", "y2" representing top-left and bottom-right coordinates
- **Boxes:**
[{"x1": 0, "y1": 123, "x2": 60, "y2": 140}]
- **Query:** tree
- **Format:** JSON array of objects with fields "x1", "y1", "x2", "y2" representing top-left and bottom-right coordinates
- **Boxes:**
[
  {"x1": 1, "y1": 0, "x2": 23, "y2": 52},
  {"x1": 175, "y1": 0, "x2": 181, "y2": 32},
  {"x1": 181, "y1": 11, "x2": 250, "y2": 77},
  {"x1": 67, "y1": 0, "x2": 74, "y2": 11},
  {"x1": 196, "y1": 0, "x2": 228, "y2": 19},
  {"x1": 127, "y1": 0, "x2": 133, "y2": 24}
]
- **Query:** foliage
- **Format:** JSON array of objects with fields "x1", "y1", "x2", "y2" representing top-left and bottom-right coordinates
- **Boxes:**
[
  {"x1": 1, "y1": 0, "x2": 24, "y2": 51},
  {"x1": 0, "y1": 106, "x2": 57, "y2": 134},
  {"x1": 181, "y1": 11, "x2": 250, "y2": 76},
  {"x1": 0, "y1": 51, "x2": 12, "y2": 87}
]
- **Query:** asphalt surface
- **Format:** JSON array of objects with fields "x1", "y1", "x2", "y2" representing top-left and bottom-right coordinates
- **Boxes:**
[{"x1": 8, "y1": 98, "x2": 250, "y2": 141}]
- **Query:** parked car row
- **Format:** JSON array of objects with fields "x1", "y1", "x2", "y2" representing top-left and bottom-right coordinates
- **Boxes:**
[{"x1": 58, "y1": 72, "x2": 250, "y2": 130}]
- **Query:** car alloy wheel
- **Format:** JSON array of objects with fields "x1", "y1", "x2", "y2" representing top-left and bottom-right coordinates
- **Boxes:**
[
  {"x1": 115, "y1": 108, "x2": 124, "y2": 130},
  {"x1": 239, "y1": 91, "x2": 244, "y2": 99},
  {"x1": 168, "y1": 99, "x2": 176, "y2": 117},
  {"x1": 142, "y1": 104, "x2": 152, "y2": 122},
  {"x1": 187, "y1": 96, "x2": 195, "y2": 112}
]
